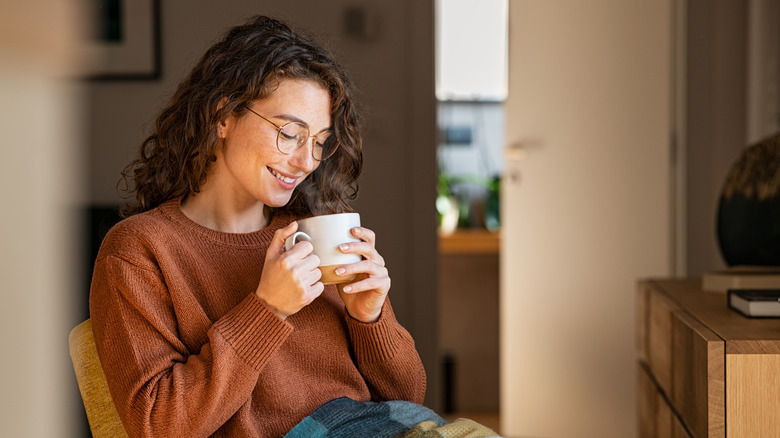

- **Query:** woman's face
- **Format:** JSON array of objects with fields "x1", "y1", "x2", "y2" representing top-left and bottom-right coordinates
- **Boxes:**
[{"x1": 215, "y1": 78, "x2": 331, "y2": 209}]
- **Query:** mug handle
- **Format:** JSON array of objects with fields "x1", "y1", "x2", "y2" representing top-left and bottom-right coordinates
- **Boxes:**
[{"x1": 284, "y1": 231, "x2": 311, "y2": 251}]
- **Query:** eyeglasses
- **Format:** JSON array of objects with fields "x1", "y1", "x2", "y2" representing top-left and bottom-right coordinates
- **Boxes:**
[{"x1": 244, "y1": 106, "x2": 338, "y2": 161}]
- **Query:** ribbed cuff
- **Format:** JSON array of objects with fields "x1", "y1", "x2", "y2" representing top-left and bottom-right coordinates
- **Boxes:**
[
  {"x1": 345, "y1": 301, "x2": 408, "y2": 362},
  {"x1": 212, "y1": 293, "x2": 293, "y2": 371}
]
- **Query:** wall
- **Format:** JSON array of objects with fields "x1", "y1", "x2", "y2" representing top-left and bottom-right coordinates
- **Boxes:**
[
  {"x1": 684, "y1": 0, "x2": 780, "y2": 276},
  {"x1": 85, "y1": 0, "x2": 439, "y2": 411},
  {"x1": 746, "y1": 0, "x2": 780, "y2": 144},
  {"x1": 684, "y1": 0, "x2": 748, "y2": 276},
  {"x1": 0, "y1": 2, "x2": 86, "y2": 437}
]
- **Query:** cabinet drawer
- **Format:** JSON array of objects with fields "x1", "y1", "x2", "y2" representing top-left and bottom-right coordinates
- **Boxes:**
[
  {"x1": 671, "y1": 410, "x2": 691, "y2": 438},
  {"x1": 645, "y1": 285, "x2": 679, "y2": 396},
  {"x1": 671, "y1": 311, "x2": 725, "y2": 438},
  {"x1": 637, "y1": 363, "x2": 692, "y2": 438},
  {"x1": 640, "y1": 282, "x2": 725, "y2": 437},
  {"x1": 638, "y1": 279, "x2": 780, "y2": 438},
  {"x1": 636, "y1": 282, "x2": 650, "y2": 362}
]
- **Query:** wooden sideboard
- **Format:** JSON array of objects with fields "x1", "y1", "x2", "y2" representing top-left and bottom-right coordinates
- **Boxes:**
[
  {"x1": 438, "y1": 230, "x2": 500, "y2": 413},
  {"x1": 636, "y1": 278, "x2": 780, "y2": 438},
  {"x1": 438, "y1": 229, "x2": 500, "y2": 254}
]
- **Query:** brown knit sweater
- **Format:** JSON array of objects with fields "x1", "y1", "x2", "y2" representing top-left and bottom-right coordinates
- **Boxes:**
[{"x1": 89, "y1": 198, "x2": 427, "y2": 437}]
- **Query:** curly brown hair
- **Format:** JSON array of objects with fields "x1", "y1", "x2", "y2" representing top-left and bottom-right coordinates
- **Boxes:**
[{"x1": 119, "y1": 16, "x2": 363, "y2": 217}]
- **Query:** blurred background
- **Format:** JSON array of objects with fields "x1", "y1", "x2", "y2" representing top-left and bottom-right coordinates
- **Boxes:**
[{"x1": 1, "y1": 0, "x2": 777, "y2": 437}]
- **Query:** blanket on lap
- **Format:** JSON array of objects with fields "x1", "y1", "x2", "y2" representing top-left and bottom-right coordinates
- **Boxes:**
[
  {"x1": 397, "y1": 418, "x2": 499, "y2": 438},
  {"x1": 284, "y1": 397, "x2": 500, "y2": 438}
]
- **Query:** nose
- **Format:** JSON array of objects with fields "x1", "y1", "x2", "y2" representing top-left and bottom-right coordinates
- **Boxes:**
[{"x1": 290, "y1": 137, "x2": 318, "y2": 172}]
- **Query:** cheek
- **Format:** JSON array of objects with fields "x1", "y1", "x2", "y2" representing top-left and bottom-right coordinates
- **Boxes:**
[{"x1": 225, "y1": 137, "x2": 271, "y2": 164}]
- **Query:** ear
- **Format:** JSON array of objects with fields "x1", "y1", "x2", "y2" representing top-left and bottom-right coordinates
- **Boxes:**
[{"x1": 216, "y1": 97, "x2": 232, "y2": 139}]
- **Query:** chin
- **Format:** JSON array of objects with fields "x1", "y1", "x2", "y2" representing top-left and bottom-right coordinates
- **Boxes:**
[{"x1": 264, "y1": 196, "x2": 294, "y2": 209}]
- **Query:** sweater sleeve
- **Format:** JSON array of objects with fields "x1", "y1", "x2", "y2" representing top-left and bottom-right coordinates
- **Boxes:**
[
  {"x1": 344, "y1": 300, "x2": 427, "y2": 404},
  {"x1": 90, "y1": 251, "x2": 293, "y2": 438}
]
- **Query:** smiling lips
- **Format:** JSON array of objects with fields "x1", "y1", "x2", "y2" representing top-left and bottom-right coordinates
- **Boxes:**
[{"x1": 268, "y1": 166, "x2": 297, "y2": 186}]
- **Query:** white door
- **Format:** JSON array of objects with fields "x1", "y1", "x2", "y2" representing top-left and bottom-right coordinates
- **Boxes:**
[{"x1": 500, "y1": 1, "x2": 672, "y2": 437}]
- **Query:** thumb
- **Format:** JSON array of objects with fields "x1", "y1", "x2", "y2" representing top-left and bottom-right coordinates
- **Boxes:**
[{"x1": 267, "y1": 221, "x2": 298, "y2": 258}]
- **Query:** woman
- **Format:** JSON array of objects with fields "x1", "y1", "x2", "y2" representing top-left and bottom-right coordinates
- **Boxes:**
[{"x1": 90, "y1": 16, "x2": 426, "y2": 437}]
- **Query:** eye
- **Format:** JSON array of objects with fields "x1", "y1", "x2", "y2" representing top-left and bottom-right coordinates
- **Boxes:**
[
  {"x1": 280, "y1": 123, "x2": 307, "y2": 142},
  {"x1": 279, "y1": 130, "x2": 297, "y2": 141},
  {"x1": 315, "y1": 131, "x2": 335, "y2": 148}
]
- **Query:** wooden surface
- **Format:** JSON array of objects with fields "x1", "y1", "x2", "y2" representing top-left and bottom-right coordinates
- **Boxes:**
[
  {"x1": 638, "y1": 278, "x2": 780, "y2": 438},
  {"x1": 637, "y1": 363, "x2": 692, "y2": 438},
  {"x1": 438, "y1": 252, "x2": 499, "y2": 412},
  {"x1": 646, "y1": 285, "x2": 679, "y2": 396},
  {"x1": 637, "y1": 363, "x2": 656, "y2": 437},
  {"x1": 438, "y1": 230, "x2": 500, "y2": 254},
  {"x1": 672, "y1": 413, "x2": 690, "y2": 438},
  {"x1": 671, "y1": 311, "x2": 724, "y2": 438},
  {"x1": 649, "y1": 278, "x2": 780, "y2": 353},
  {"x1": 726, "y1": 354, "x2": 780, "y2": 438},
  {"x1": 636, "y1": 282, "x2": 650, "y2": 362}
]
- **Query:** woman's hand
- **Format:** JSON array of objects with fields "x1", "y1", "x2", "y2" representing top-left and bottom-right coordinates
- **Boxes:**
[
  {"x1": 335, "y1": 226, "x2": 391, "y2": 323},
  {"x1": 256, "y1": 222, "x2": 324, "y2": 320}
]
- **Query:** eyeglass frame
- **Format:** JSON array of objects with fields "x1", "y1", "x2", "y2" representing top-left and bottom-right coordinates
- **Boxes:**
[{"x1": 243, "y1": 105, "x2": 338, "y2": 162}]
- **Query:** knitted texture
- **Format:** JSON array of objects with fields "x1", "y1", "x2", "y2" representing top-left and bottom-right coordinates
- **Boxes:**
[
  {"x1": 89, "y1": 198, "x2": 426, "y2": 437},
  {"x1": 285, "y1": 397, "x2": 446, "y2": 438},
  {"x1": 399, "y1": 419, "x2": 500, "y2": 438},
  {"x1": 284, "y1": 397, "x2": 501, "y2": 438}
]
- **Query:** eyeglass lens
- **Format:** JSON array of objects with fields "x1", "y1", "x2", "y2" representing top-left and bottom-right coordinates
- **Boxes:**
[{"x1": 278, "y1": 123, "x2": 336, "y2": 161}]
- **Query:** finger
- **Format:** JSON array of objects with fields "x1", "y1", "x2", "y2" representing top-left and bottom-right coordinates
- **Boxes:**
[
  {"x1": 340, "y1": 274, "x2": 390, "y2": 294},
  {"x1": 339, "y1": 241, "x2": 385, "y2": 266},
  {"x1": 278, "y1": 243, "x2": 317, "y2": 275},
  {"x1": 302, "y1": 253, "x2": 321, "y2": 271},
  {"x1": 351, "y1": 226, "x2": 376, "y2": 246},
  {"x1": 297, "y1": 262, "x2": 322, "y2": 286},
  {"x1": 309, "y1": 281, "x2": 325, "y2": 298},
  {"x1": 335, "y1": 259, "x2": 387, "y2": 279},
  {"x1": 268, "y1": 221, "x2": 298, "y2": 257},
  {"x1": 285, "y1": 240, "x2": 315, "y2": 260}
]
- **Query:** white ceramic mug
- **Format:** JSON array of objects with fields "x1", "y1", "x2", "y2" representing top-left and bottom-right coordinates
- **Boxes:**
[{"x1": 284, "y1": 212, "x2": 362, "y2": 285}]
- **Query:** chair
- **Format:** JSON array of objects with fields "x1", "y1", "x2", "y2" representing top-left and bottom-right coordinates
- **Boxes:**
[{"x1": 69, "y1": 319, "x2": 129, "y2": 437}]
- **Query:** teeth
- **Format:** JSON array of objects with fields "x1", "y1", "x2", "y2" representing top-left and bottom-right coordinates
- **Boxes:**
[{"x1": 271, "y1": 169, "x2": 295, "y2": 184}]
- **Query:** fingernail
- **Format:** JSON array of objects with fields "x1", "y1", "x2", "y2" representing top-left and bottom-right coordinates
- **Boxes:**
[
  {"x1": 342, "y1": 285, "x2": 352, "y2": 292},
  {"x1": 339, "y1": 243, "x2": 349, "y2": 251},
  {"x1": 336, "y1": 267, "x2": 346, "y2": 275},
  {"x1": 353, "y1": 227, "x2": 362, "y2": 235}
]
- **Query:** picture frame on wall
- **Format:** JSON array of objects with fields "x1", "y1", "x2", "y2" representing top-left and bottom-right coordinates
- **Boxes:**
[{"x1": 86, "y1": 0, "x2": 161, "y2": 80}]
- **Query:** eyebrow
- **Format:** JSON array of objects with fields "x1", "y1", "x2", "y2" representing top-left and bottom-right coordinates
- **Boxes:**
[{"x1": 274, "y1": 114, "x2": 333, "y2": 133}]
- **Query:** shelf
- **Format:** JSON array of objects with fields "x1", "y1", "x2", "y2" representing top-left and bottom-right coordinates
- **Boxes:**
[{"x1": 438, "y1": 229, "x2": 500, "y2": 254}]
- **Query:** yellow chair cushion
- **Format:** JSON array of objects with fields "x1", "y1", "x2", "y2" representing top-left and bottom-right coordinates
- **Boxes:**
[{"x1": 69, "y1": 319, "x2": 128, "y2": 438}]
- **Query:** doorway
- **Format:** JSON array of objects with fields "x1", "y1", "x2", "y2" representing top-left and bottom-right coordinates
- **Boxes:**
[{"x1": 434, "y1": 0, "x2": 507, "y2": 431}]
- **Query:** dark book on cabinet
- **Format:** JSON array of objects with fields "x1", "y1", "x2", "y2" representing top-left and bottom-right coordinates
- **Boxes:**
[{"x1": 728, "y1": 289, "x2": 780, "y2": 317}]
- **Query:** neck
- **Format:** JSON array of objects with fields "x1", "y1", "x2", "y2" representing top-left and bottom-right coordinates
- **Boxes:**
[{"x1": 180, "y1": 189, "x2": 269, "y2": 233}]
